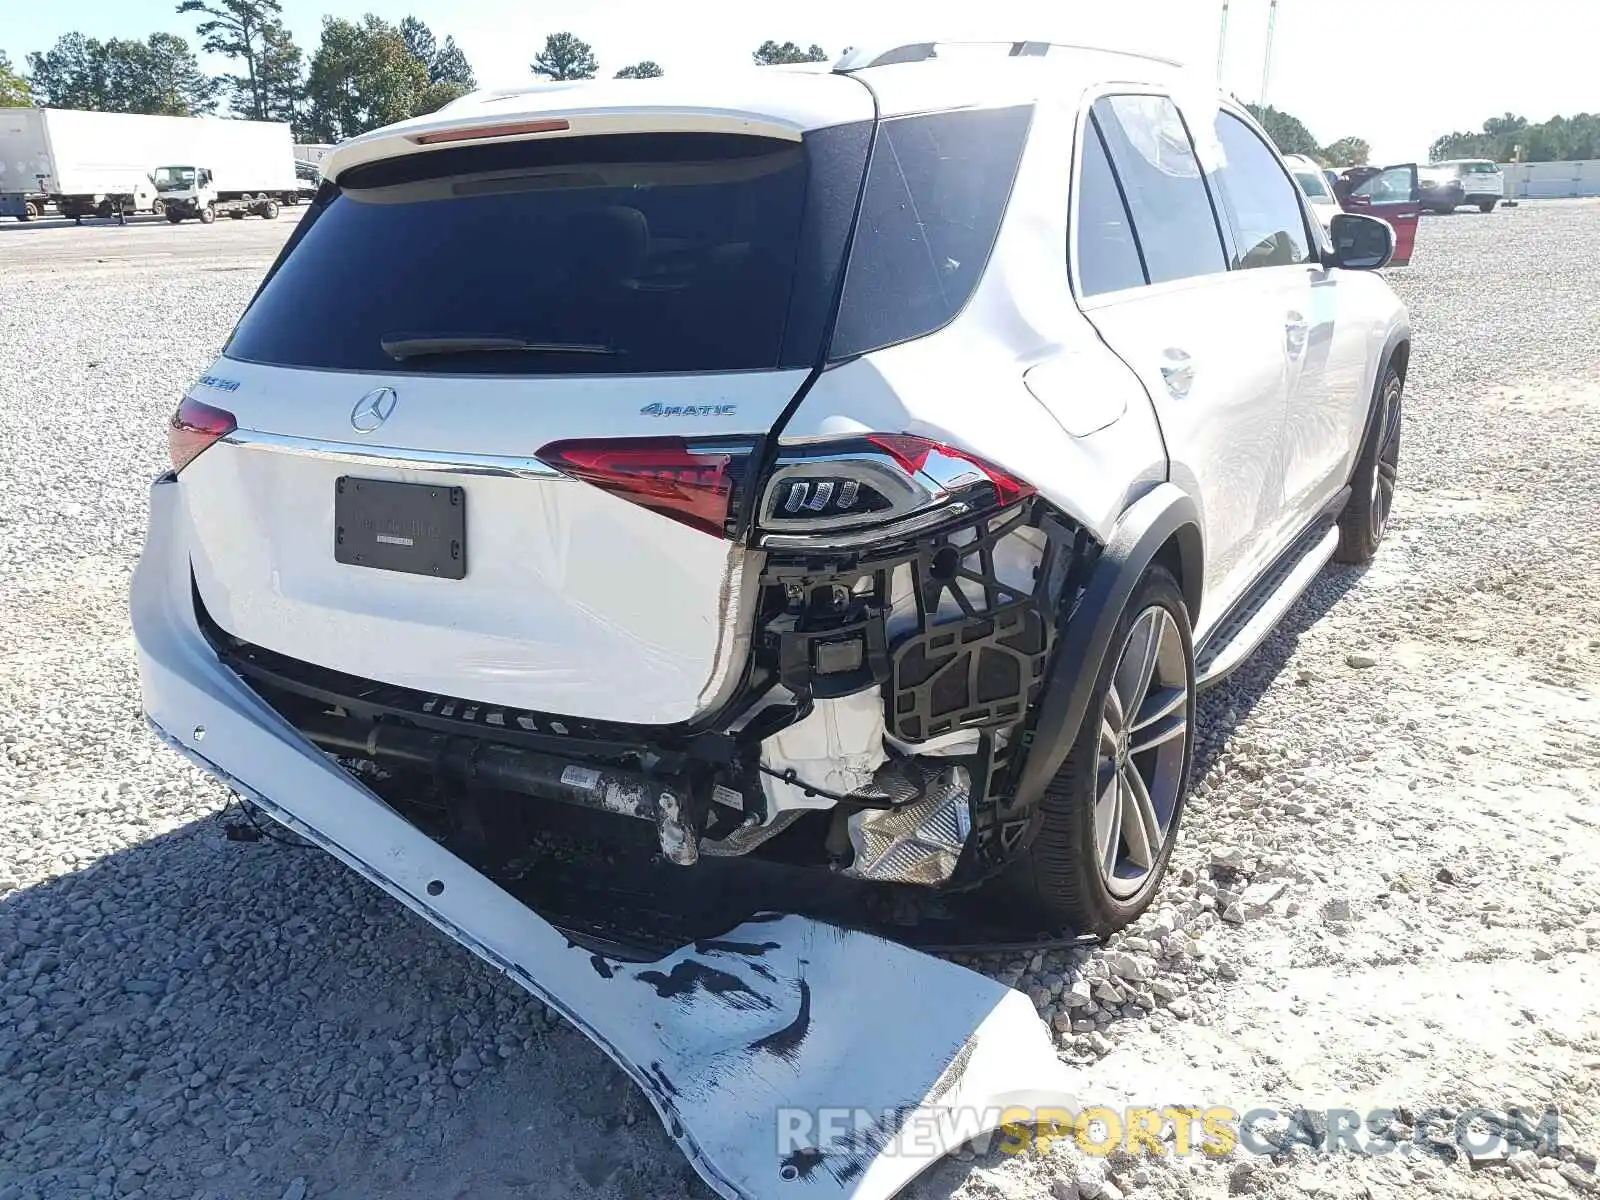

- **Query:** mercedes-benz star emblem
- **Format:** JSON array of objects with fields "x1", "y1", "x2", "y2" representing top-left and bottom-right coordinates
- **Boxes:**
[{"x1": 349, "y1": 387, "x2": 398, "y2": 434}]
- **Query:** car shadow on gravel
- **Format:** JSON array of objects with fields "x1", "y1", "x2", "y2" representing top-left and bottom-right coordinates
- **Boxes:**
[
  {"x1": 1190, "y1": 563, "x2": 1369, "y2": 780},
  {"x1": 0, "y1": 813, "x2": 709, "y2": 1200}
]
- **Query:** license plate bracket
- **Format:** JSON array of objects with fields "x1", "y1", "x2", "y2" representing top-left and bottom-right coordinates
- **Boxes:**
[{"x1": 334, "y1": 477, "x2": 466, "y2": 579}]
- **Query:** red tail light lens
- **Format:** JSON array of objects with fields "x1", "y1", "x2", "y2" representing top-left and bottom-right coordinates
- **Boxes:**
[
  {"x1": 536, "y1": 438, "x2": 744, "y2": 538},
  {"x1": 168, "y1": 397, "x2": 237, "y2": 473},
  {"x1": 412, "y1": 118, "x2": 571, "y2": 145},
  {"x1": 865, "y1": 434, "x2": 1035, "y2": 508}
]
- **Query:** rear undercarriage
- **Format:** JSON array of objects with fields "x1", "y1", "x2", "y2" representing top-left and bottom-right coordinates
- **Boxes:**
[{"x1": 201, "y1": 496, "x2": 1101, "y2": 946}]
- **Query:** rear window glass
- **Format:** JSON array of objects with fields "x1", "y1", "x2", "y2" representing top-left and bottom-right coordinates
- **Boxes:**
[
  {"x1": 1461, "y1": 161, "x2": 1500, "y2": 173},
  {"x1": 226, "y1": 133, "x2": 811, "y2": 375},
  {"x1": 828, "y1": 105, "x2": 1032, "y2": 361},
  {"x1": 1293, "y1": 169, "x2": 1331, "y2": 199},
  {"x1": 1074, "y1": 116, "x2": 1148, "y2": 296}
]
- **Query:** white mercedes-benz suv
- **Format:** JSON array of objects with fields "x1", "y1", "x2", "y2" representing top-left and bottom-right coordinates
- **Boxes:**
[{"x1": 133, "y1": 42, "x2": 1410, "y2": 948}]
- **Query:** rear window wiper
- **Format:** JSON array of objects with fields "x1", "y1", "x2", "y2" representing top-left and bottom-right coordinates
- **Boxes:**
[{"x1": 380, "y1": 335, "x2": 623, "y2": 362}]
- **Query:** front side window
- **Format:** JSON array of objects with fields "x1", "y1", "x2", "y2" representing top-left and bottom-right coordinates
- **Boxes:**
[
  {"x1": 1211, "y1": 113, "x2": 1314, "y2": 269},
  {"x1": 1090, "y1": 96, "x2": 1226, "y2": 286},
  {"x1": 1073, "y1": 115, "x2": 1147, "y2": 297},
  {"x1": 1353, "y1": 167, "x2": 1417, "y2": 203}
]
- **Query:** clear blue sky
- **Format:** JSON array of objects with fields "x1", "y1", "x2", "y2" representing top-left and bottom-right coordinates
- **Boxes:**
[{"x1": 6, "y1": 0, "x2": 1594, "y2": 163}]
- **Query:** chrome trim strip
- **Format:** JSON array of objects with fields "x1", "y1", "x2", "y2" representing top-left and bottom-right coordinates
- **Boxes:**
[
  {"x1": 758, "y1": 501, "x2": 974, "y2": 551},
  {"x1": 219, "y1": 429, "x2": 567, "y2": 480}
]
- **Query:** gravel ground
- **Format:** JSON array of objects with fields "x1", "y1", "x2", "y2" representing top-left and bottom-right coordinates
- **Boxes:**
[{"x1": 2, "y1": 203, "x2": 1598, "y2": 1200}]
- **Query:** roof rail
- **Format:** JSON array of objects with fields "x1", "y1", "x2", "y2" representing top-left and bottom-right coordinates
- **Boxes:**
[{"x1": 833, "y1": 40, "x2": 1183, "y2": 73}]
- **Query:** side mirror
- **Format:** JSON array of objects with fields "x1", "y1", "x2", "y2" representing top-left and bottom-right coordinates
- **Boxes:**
[{"x1": 1327, "y1": 212, "x2": 1395, "y2": 271}]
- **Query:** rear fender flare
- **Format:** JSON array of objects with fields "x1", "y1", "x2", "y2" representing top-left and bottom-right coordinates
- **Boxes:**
[
  {"x1": 1012, "y1": 482, "x2": 1202, "y2": 813},
  {"x1": 1351, "y1": 325, "x2": 1411, "y2": 475}
]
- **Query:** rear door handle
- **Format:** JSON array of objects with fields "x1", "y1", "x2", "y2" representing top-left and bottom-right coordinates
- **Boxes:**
[{"x1": 1160, "y1": 348, "x2": 1195, "y2": 398}]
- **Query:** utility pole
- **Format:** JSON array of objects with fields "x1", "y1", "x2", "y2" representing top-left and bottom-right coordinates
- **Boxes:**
[
  {"x1": 1216, "y1": 0, "x2": 1230, "y2": 87},
  {"x1": 1260, "y1": 0, "x2": 1280, "y2": 106}
]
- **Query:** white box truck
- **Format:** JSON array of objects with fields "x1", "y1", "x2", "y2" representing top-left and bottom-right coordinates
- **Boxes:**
[{"x1": 0, "y1": 108, "x2": 299, "y2": 224}]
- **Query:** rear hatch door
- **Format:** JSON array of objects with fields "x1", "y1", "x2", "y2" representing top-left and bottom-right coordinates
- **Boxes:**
[{"x1": 182, "y1": 108, "x2": 873, "y2": 725}]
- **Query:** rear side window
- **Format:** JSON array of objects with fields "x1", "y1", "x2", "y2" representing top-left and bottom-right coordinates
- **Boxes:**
[
  {"x1": 1074, "y1": 116, "x2": 1147, "y2": 296},
  {"x1": 1091, "y1": 96, "x2": 1226, "y2": 286},
  {"x1": 1293, "y1": 169, "x2": 1331, "y2": 200},
  {"x1": 226, "y1": 133, "x2": 816, "y2": 375},
  {"x1": 829, "y1": 106, "x2": 1032, "y2": 360},
  {"x1": 1211, "y1": 113, "x2": 1314, "y2": 268}
]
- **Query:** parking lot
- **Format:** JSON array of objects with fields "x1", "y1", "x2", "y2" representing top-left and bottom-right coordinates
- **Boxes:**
[{"x1": 2, "y1": 203, "x2": 1598, "y2": 1200}]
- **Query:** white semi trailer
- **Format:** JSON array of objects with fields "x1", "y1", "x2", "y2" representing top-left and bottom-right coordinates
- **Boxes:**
[{"x1": 0, "y1": 108, "x2": 298, "y2": 224}]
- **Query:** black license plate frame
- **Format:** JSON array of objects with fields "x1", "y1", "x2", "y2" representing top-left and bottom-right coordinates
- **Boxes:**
[{"x1": 334, "y1": 477, "x2": 466, "y2": 579}]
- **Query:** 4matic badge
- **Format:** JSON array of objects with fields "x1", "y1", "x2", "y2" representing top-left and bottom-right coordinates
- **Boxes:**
[{"x1": 639, "y1": 403, "x2": 738, "y2": 418}]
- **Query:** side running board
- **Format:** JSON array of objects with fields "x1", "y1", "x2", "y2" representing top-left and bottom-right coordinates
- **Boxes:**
[{"x1": 1195, "y1": 519, "x2": 1342, "y2": 690}]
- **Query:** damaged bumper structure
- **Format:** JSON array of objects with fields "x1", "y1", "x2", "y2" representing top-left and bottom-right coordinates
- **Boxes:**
[{"x1": 133, "y1": 476, "x2": 1077, "y2": 1198}]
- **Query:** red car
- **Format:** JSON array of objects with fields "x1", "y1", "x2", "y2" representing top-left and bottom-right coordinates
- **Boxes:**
[{"x1": 1332, "y1": 164, "x2": 1422, "y2": 266}]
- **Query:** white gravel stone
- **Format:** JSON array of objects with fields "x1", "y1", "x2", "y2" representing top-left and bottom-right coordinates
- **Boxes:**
[{"x1": 1239, "y1": 879, "x2": 1288, "y2": 909}]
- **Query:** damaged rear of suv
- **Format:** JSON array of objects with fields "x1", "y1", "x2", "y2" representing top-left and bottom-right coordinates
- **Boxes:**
[{"x1": 137, "y1": 47, "x2": 1408, "y2": 950}]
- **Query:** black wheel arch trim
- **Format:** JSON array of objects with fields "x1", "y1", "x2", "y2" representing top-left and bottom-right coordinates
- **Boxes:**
[
  {"x1": 1354, "y1": 326, "x2": 1411, "y2": 469},
  {"x1": 1011, "y1": 481, "x2": 1201, "y2": 816},
  {"x1": 1382, "y1": 324, "x2": 1411, "y2": 382}
]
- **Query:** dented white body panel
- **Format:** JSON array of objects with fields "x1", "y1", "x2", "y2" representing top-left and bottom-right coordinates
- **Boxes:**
[{"x1": 131, "y1": 477, "x2": 1076, "y2": 1199}]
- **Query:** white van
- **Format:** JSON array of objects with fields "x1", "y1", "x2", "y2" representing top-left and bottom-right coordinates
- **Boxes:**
[
  {"x1": 1283, "y1": 153, "x2": 1343, "y2": 229},
  {"x1": 1430, "y1": 158, "x2": 1505, "y2": 212}
]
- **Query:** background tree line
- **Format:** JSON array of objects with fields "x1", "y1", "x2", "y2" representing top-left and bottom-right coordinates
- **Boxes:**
[
  {"x1": 1245, "y1": 104, "x2": 1371, "y2": 167},
  {"x1": 1430, "y1": 112, "x2": 1600, "y2": 163},
  {"x1": 6, "y1": 7, "x2": 833, "y2": 143}
]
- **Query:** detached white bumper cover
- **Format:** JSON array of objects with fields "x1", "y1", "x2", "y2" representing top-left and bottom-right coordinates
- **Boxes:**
[{"x1": 131, "y1": 476, "x2": 1076, "y2": 1199}]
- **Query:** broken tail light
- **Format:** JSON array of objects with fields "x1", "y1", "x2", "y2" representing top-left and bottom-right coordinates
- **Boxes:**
[
  {"x1": 536, "y1": 438, "x2": 751, "y2": 538},
  {"x1": 758, "y1": 434, "x2": 1034, "y2": 547},
  {"x1": 168, "y1": 397, "x2": 237, "y2": 473},
  {"x1": 537, "y1": 433, "x2": 1031, "y2": 546}
]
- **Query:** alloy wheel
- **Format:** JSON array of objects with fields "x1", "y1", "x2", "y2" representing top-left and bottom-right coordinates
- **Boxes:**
[
  {"x1": 1369, "y1": 378, "x2": 1403, "y2": 539},
  {"x1": 1094, "y1": 606, "x2": 1190, "y2": 899}
]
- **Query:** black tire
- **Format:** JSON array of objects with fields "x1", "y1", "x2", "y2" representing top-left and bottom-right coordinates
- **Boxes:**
[
  {"x1": 262, "y1": 199, "x2": 280, "y2": 220},
  {"x1": 20, "y1": 201, "x2": 38, "y2": 221},
  {"x1": 166, "y1": 210, "x2": 184, "y2": 224},
  {"x1": 1478, "y1": 200, "x2": 1498, "y2": 213},
  {"x1": 151, "y1": 199, "x2": 165, "y2": 218},
  {"x1": 987, "y1": 565, "x2": 1196, "y2": 936},
  {"x1": 1335, "y1": 364, "x2": 1403, "y2": 564},
  {"x1": 96, "y1": 200, "x2": 113, "y2": 218},
  {"x1": 199, "y1": 203, "x2": 216, "y2": 225}
]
